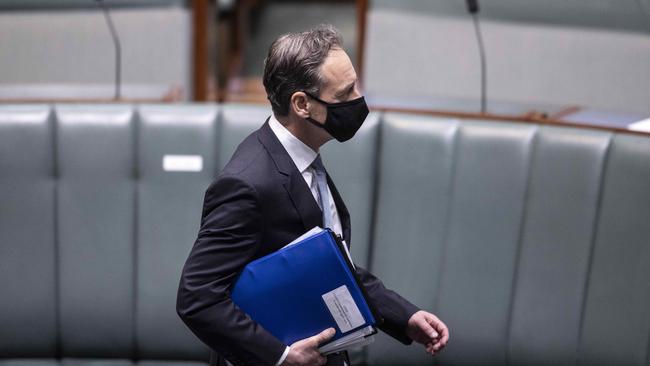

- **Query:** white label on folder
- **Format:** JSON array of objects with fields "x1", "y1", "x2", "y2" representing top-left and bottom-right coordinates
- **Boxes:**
[{"x1": 322, "y1": 285, "x2": 365, "y2": 333}]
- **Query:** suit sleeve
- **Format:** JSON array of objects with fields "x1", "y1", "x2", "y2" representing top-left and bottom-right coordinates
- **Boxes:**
[
  {"x1": 355, "y1": 265, "x2": 420, "y2": 345},
  {"x1": 176, "y1": 174, "x2": 287, "y2": 365}
]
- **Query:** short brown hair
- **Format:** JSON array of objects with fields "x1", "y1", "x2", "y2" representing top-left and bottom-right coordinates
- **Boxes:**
[{"x1": 263, "y1": 24, "x2": 343, "y2": 116}]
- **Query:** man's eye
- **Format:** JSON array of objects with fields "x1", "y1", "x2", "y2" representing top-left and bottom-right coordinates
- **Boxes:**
[{"x1": 338, "y1": 89, "x2": 352, "y2": 101}]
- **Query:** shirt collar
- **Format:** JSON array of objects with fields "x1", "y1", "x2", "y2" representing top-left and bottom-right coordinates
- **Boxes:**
[{"x1": 268, "y1": 114, "x2": 318, "y2": 173}]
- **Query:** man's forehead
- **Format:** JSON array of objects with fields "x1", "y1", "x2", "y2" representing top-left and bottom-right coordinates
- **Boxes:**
[{"x1": 319, "y1": 48, "x2": 357, "y2": 91}]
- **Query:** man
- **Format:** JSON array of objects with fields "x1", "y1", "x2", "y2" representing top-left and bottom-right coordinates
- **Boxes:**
[{"x1": 176, "y1": 25, "x2": 449, "y2": 366}]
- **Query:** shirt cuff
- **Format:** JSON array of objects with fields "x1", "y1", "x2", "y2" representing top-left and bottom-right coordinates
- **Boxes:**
[{"x1": 275, "y1": 346, "x2": 291, "y2": 366}]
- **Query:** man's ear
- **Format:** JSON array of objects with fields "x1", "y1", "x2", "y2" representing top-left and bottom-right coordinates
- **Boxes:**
[{"x1": 289, "y1": 91, "x2": 311, "y2": 119}]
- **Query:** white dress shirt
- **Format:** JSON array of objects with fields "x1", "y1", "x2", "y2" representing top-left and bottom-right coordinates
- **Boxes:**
[{"x1": 268, "y1": 114, "x2": 344, "y2": 365}]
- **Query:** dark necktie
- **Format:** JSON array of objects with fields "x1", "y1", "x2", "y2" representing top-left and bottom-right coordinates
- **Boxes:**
[{"x1": 311, "y1": 154, "x2": 333, "y2": 230}]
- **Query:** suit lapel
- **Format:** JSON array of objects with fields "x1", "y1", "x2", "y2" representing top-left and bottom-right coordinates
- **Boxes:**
[
  {"x1": 287, "y1": 170, "x2": 323, "y2": 231},
  {"x1": 257, "y1": 121, "x2": 323, "y2": 232}
]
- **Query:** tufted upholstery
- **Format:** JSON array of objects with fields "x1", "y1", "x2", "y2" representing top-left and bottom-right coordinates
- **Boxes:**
[{"x1": 0, "y1": 104, "x2": 648, "y2": 366}]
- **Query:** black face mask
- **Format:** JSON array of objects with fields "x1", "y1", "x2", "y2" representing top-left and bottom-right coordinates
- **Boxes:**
[{"x1": 304, "y1": 92, "x2": 369, "y2": 142}]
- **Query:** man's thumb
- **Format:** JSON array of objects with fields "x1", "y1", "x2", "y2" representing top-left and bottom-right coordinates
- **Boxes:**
[{"x1": 314, "y1": 327, "x2": 336, "y2": 345}]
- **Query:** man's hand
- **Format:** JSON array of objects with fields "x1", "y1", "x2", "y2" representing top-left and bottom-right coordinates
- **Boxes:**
[
  {"x1": 282, "y1": 327, "x2": 336, "y2": 366},
  {"x1": 406, "y1": 310, "x2": 449, "y2": 356}
]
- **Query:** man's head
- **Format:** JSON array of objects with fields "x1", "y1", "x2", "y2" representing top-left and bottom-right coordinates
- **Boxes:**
[{"x1": 263, "y1": 24, "x2": 365, "y2": 147}]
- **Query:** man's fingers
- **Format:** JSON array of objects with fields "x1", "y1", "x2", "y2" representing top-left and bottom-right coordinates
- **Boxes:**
[
  {"x1": 312, "y1": 327, "x2": 336, "y2": 346},
  {"x1": 424, "y1": 341, "x2": 445, "y2": 356},
  {"x1": 425, "y1": 314, "x2": 448, "y2": 356},
  {"x1": 439, "y1": 323, "x2": 450, "y2": 344},
  {"x1": 409, "y1": 311, "x2": 450, "y2": 356},
  {"x1": 417, "y1": 317, "x2": 438, "y2": 340},
  {"x1": 426, "y1": 314, "x2": 449, "y2": 343},
  {"x1": 425, "y1": 344, "x2": 436, "y2": 355}
]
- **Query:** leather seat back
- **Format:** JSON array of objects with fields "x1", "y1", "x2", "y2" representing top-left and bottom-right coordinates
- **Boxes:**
[
  {"x1": 1, "y1": 104, "x2": 649, "y2": 366},
  {"x1": 367, "y1": 113, "x2": 649, "y2": 366},
  {"x1": 435, "y1": 121, "x2": 537, "y2": 365},
  {"x1": 366, "y1": 113, "x2": 459, "y2": 365},
  {"x1": 578, "y1": 134, "x2": 650, "y2": 366},
  {"x1": 218, "y1": 104, "x2": 270, "y2": 171},
  {"x1": 0, "y1": 105, "x2": 57, "y2": 358},
  {"x1": 55, "y1": 105, "x2": 136, "y2": 358},
  {"x1": 507, "y1": 127, "x2": 612, "y2": 364},
  {"x1": 136, "y1": 105, "x2": 217, "y2": 360}
]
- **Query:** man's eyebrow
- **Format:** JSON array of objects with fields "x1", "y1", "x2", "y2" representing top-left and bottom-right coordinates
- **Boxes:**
[{"x1": 335, "y1": 80, "x2": 356, "y2": 98}]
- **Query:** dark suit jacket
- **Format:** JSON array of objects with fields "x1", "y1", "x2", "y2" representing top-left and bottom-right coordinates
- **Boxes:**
[{"x1": 176, "y1": 120, "x2": 419, "y2": 366}]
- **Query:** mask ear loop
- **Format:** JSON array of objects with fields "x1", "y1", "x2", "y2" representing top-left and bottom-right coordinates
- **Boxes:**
[
  {"x1": 304, "y1": 92, "x2": 329, "y2": 105},
  {"x1": 304, "y1": 91, "x2": 366, "y2": 108},
  {"x1": 303, "y1": 92, "x2": 328, "y2": 129}
]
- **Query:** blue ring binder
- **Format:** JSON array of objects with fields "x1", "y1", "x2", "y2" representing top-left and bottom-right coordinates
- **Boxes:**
[{"x1": 231, "y1": 228, "x2": 381, "y2": 349}]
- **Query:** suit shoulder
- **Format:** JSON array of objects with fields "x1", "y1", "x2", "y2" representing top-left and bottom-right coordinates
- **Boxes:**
[
  {"x1": 220, "y1": 130, "x2": 265, "y2": 174},
  {"x1": 211, "y1": 130, "x2": 276, "y2": 192}
]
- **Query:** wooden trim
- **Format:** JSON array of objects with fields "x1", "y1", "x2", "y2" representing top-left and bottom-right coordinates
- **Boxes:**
[
  {"x1": 356, "y1": 0, "x2": 368, "y2": 81},
  {"x1": 192, "y1": 0, "x2": 209, "y2": 101},
  {"x1": 548, "y1": 105, "x2": 582, "y2": 120},
  {"x1": 372, "y1": 105, "x2": 538, "y2": 123},
  {"x1": 370, "y1": 104, "x2": 650, "y2": 136}
]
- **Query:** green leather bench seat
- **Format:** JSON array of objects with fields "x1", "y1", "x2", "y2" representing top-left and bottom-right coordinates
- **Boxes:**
[
  {"x1": 56, "y1": 105, "x2": 136, "y2": 357},
  {"x1": 1, "y1": 105, "x2": 648, "y2": 366},
  {"x1": 507, "y1": 127, "x2": 611, "y2": 365},
  {"x1": 0, "y1": 105, "x2": 57, "y2": 358},
  {"x1": 436, "y1": 121, "x2": 536, "y2": 365},
  {"x1": 579, "y1": 134, "x2": 650, "y2": 366},
  {"x1": 365, "y1": 113, "x2": 649, "y2": 366},
  {"x1": 136, "y1": 105, "x2": 217, "y2": 360},
  {"x1": 0, "y1": 105, "x2": 212, "y2": 366}
]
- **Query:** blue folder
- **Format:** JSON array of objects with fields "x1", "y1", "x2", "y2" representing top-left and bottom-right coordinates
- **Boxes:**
[{"x1": 230, "y1": 228, "x2": 380, "y2": 348}]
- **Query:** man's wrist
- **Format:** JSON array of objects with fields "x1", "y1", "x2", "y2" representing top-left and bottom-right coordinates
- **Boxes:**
[{"x1": 275, "y1": 346, "x2": 291, "y2": 366}]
